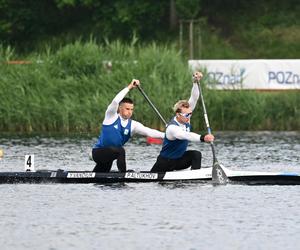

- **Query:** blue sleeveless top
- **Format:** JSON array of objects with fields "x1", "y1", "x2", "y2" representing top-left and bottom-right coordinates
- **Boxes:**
[
  {"x1": 94, "y1": 116, "x2": 132, "y2": 148},
  {"x1": 159, "y1": 118, "x2": 191, "y2": 159}
]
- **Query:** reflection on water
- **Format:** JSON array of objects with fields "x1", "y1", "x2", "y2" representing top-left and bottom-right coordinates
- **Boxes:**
[
  {"x1": 0, "y1": 132, "x2": 299, "y2": 250},
  {"x1": 94, "y1": 182, "x2": 132, "y2": 190},
  {"x1": 158, "y1": 180, "x2": 209, "y2": 189}
]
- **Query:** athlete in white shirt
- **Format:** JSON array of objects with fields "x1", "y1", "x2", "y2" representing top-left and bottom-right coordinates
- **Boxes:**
[
  {"x1": 92, "y1": 79, "x2": 164, "y2": 172},
  {"x1": 151, "y1": 72, "x2": 214, "y2": 172}
]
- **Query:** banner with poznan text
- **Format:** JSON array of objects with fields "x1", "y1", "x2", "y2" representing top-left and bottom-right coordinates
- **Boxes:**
[{"x1": 189, "y1": 59, "x2": 300, "y2": 90}]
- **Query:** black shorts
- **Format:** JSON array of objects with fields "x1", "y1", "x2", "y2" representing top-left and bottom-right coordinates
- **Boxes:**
[
  {"x1": 151, "y1": 150, "x2": 202, "y2": 172},
  {"x1": 92, "y1": 147, "x2": 126, "y2": 172}
]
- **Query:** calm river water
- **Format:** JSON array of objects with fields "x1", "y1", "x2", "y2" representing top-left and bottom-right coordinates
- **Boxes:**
[{"x1": 0, "y1": 131, "x2": 299, "y2": 250}]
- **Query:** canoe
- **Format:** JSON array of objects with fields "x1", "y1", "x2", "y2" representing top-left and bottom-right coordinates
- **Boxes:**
[{"x1": 0, "y1": 165, "x2": 299, "y2": 185}]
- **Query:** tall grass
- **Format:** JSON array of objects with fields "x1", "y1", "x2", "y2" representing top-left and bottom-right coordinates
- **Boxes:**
[
  {"x1": 0, "y1": 40, "x2": 299, "y2": 134},
  {"x1": 205, "y1": 90, "x2": 300, "y2": 131}
]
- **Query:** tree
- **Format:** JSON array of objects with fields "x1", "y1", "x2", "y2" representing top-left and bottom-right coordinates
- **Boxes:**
[{"x1": 175, "y1": 0, "x2": 201, "y2": 19}]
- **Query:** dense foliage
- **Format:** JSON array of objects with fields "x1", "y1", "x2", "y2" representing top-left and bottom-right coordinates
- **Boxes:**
[
  {"x1": 0, "y1": 0, "x2": 299, "y2": 58},
  {"x1": 0, "y1": 1, "x2": 299, "y2": 133},
  {"x1": 0, "y1": 40, "x2": 299, "y2": 134}
]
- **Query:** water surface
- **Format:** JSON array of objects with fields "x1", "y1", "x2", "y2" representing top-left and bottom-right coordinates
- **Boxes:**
[{"x1": 0, "y1": 132, "x2": 299, "y2": 250}]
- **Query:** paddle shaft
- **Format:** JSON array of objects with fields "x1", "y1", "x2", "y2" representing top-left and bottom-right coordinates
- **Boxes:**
[
  {"x1": 197, "y1": 82, "x2": 217, "y2": 163},
  {"x1": 137, "y1": 85, "x2": 167, "y2": 126}
]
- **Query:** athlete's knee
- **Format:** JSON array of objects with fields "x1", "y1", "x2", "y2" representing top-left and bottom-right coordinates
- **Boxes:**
[
  {"x1": 191, "y1": 150, "x2": 202, "y2": 160},
  {"x1": 117, "y1": 147, "x2": 126, "y2": 155},
  {"x1": 190, "y1": 150, "x2": 202, "y2": 170}
]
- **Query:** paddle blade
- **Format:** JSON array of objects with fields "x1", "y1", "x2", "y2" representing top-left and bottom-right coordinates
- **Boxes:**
[{"x1": 212, "y1": 162, "x2": 228, "y2": 185}]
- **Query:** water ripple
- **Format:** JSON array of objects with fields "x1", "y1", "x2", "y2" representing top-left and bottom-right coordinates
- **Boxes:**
[{"x1": 0, "y1": 132, "x2": 299, "y2": 250}]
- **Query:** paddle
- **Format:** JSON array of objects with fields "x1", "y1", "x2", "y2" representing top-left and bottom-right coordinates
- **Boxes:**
[
  {"x1": 196, "y1": 78, "x2": 228, "y2": 184},
  {"x1": 136, "y1": 84, "x2": 167, "y2": 126}
]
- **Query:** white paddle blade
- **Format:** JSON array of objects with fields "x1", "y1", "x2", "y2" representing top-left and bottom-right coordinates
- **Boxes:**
[{"x1": 212, "y1": 162, "x2": 228, "y2": 185}]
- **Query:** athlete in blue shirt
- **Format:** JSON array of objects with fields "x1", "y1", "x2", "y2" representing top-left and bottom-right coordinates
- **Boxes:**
[
  {"x1": 151, "y1": 72, "x2": 214, "y2": 172},
  {"x1": 93, "y1": 79, "x2": 164, "y2": 172}
]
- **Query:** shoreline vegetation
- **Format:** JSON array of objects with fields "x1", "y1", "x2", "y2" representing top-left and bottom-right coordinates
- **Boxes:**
[{"x1": 0, "y1": 40, "x2": 299, "y2": 134}]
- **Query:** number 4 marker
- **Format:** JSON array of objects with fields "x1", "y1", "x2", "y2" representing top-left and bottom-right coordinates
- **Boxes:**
[{"x1": 25, "y1": 155, "x2": 35, "y2": 172}]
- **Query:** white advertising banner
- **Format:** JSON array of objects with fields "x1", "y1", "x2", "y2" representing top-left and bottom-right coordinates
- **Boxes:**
[{"x1": 189, "y1": 59, "x2": 300, "y2": 90}]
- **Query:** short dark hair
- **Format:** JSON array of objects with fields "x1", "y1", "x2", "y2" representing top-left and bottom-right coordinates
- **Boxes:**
[{"x1": 120, "y1": 97, "x2": 134, "y2": 105}]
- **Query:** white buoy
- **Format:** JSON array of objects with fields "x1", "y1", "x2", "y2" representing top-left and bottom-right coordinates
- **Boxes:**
[{"x1": 0, "y1": 148, "x2": 3, "y2": 159}]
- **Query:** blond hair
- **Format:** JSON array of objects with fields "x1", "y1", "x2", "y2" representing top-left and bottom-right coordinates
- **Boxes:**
[{"x1": 173, "y1": 100, "x2": 190, "y2": 113}]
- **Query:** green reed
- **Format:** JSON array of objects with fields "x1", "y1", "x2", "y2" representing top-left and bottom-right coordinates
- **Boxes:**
[{"x1": 0, "y1": 40, "x2": 299, "y2": 134}]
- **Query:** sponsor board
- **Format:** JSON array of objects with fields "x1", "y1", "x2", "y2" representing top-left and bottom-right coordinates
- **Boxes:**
[
  {"x1": 125, "y1": 172, "x2": 158, "y2": 180},
  {"x1": 189, "y1": 59, "x2": 300, "y2": 90},
  {"x1": 67, "y1": 172, "x2": 96, "y2": 178}
]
